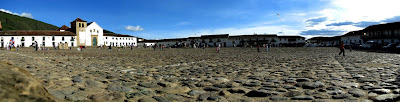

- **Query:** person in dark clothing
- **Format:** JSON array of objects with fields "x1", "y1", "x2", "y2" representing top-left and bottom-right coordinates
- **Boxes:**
[
  {"x1": 257, "y1": 44, "x2": 260, "y2": 52},
  {"x1": 349, "y1": 45, "x2": 352, "y2": 52},
  {"x1": 131, "y1": 44, "x2": 133, "y2": 50},
  {"x1": 108, "y1": 45, "x2": 112, "y2": 51},
  {"x1": 339, "y1": 42, "x2": 345, "y2": 56},
  {"x1": 35, "y1": 41, "x2": 38, "y2": 51}
]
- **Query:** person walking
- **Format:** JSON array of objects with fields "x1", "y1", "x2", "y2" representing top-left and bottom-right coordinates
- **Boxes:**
[
  {"x1": 35, "y1": 41, "x2": 38, "y2": 51},
  {"x1": 339, "y1": 42, "x2": 345, "y2": 56},
  {"x1": 216, "y1": 44, "x2": 221, "y2": 53},
  {"x1": 257, "y1": 44, "x2": 260, "y2": 52},
  {"x1": 349, "y1": 44, "x2": 352, "y2": 52},
  {"x1": 108, "y1": 45, "x2": 112, "y2": 51},
  {"x1": 131, "y1": 44, "x2": 133, "y2": 50}
]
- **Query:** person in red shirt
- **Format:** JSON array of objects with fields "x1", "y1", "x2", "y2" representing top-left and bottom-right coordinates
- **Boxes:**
[{"x1": 339, "y1": 42, "x2": 345, "y2": 56}]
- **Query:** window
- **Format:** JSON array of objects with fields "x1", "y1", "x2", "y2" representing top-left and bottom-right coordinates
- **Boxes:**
[
  {"x1": 97, "y1": 30, "x2": 99, "y2": 33},
  {"x1": 52, "y1": 36, "x2": 55, "y2": 41},
  {"x1": 43, "y1": 37, "x2": 45, "y2": 40},
  {"x1": 62, "y1": 37, "x2": 64, "y2": 41},
  {"x1": 106, "y1": 37, "x2": 108, "y2": 39},
  {"x1": 71, "y1": 37, "x2": 74, "y2": 41},
  {"x1": 21, "y1": 37, "x2": 25, "y2": 41},
  {"x1": 82, "y1": 24, "x2": 84, "y2": 27},
  {"x1": 90, "y1": 30, "x2": 92, "y2": 32},
  {"x1": 32, "y1": 37, "x2": 34, "y2": 41},
  {"x1": 79, "y1": 23, "x2": 81, "y2": 27}
]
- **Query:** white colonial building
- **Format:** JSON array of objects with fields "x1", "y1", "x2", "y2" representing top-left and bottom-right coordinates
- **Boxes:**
[
  {"x1": 139, "y1": 34, "x2": 306, "y2": 47},
  {"x1": 0, "y1": 18, "x2": 137, "y2": 48},
  {"x1": 341, "y1": 30, "x2": 363, "y2": 45},
  {"x1": 0, "y1": 31, "x2": 76, "y2": 48},
  {"x1": 103, "y1": 33, "x2": 137, "y2": 47}
]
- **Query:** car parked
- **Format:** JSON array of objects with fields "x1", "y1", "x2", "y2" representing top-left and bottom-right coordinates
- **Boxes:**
[
  {"x1": 396, "y1": 44, "x2": 400, "y2": 52},
  {"x1": 362, "y1": 41, "x2": 378, "y2": 49},
  {"x1": 382, "y1": 43, "x2": 397, "y2": 51}
]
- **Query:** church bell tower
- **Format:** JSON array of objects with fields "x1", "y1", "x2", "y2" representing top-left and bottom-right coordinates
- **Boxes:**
[{"x1": 71, "y1": 18, "x2": 87, "y2": 46}]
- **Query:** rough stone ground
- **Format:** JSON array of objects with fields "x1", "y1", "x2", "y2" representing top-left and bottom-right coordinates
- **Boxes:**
[
  {"x1": 0, "y1": 60, "x2": 58, "y2": 102},
  {"x1": 1, "y1": 47, "x2": 400, "y2": 102}
]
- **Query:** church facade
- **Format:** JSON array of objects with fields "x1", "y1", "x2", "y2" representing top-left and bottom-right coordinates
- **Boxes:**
[{"x1": 0, "y1": 18, "x2": 137, "y2": 48}]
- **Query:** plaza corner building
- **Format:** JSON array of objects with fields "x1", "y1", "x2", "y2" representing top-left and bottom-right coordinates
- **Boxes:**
[{"x1": 0, "y1": 18, "x2": 137, "y2": 48}]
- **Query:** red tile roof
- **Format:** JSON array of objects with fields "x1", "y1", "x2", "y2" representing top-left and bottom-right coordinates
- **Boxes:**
[
  {"x1": 71, "y1": 18, "x2": 87, "y2": 22},
  {"x1": 58, "y1": 25, "x2": 70, "y2": 30},
  {"x1": 0, "y1": 30, "x2": 76, "y2": 36}
]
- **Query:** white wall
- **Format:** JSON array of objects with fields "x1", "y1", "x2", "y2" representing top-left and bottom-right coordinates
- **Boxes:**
[
  {"x1": 0, "y1": 36, "x2": 77, "y2": 47},
  {"x1": 103, "y1": 36, "x2": 137, "y2": 47},
  {"x1": 85, "y1": 22, "x2": 103, "y2": 46},
  {"x1": 341, "y1": 35, "x2": 363, "y2": 44}
]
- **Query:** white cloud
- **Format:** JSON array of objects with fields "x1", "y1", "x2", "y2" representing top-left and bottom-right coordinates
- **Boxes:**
[
  {"x1": 330, "y1": 0, "x2": 400, "y2": 22},
  {"x1": 125, "y1": 25, "x2": 144, "y2": 31},
  {"x1": 21, "y1": 12, "x2": 33, "y2": 18},
  {"x1": 299, "y1": 0, "x2": 400, "y2": 37},
  {"x1": 288, "y1": 13, "x2": 307, "y2": 16},
  {"x1": 0, "y1": 9, "x2": 33, "y2": 18},
  {"x1": 0, "y1": 9, "x2": 18, "y2": 15},
  {"x1": 176, "y1": 22, "x2": 192, "y2": 26}
]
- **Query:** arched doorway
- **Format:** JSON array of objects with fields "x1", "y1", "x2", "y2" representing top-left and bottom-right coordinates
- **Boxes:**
[{"x1": 92, "y1": 37, "x2": 97, "y2": 46}]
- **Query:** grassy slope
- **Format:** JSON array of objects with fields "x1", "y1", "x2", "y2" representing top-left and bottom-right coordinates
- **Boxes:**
[
  {"x1": 0, "y1": 11, "x2": 59, "y2": 31},
  {"x1": 0, "y1": 11, "x2": 115, "y2": 33}
]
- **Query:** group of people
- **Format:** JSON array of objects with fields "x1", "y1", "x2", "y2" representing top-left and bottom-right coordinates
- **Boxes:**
[
  {"x1": 5, "y1": 42, "x2": 15, "y2": 51},
  {"x1": 257, "y1": 43, "x2": 272, "y2": 52},
  {"x1": 151, "y1": 44, "x2": 166, "y2": 51},
  {"x1": 107, "y1": 44, "x2": 136, "y2": 52}
]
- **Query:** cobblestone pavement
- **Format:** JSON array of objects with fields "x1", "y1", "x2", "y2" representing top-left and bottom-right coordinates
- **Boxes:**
[{"x1": 1, "y1": 47, "x2": 400, "y2": 102}]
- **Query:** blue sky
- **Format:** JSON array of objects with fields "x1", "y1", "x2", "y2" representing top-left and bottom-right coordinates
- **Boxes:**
[{"x1": 2, "y1": 0, "x2": 400, "y2": 39}]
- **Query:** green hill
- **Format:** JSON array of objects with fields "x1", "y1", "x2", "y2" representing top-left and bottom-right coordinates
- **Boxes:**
[
  {"x1": 0, "y1": 11, "x2": 59, "y2": 31},
  {"x1": 0, "y1": 11, "x2": 116, "y2": 33}
]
